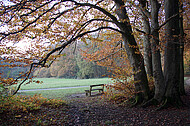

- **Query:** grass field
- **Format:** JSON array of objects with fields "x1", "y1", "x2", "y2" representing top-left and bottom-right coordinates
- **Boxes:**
[
  {"x1": 17, "y1": 87, "x2": 89, "y2": 99},
  {"x1": 18, "y1": 78, "x2": 111, "y2": 90},
  {"x1": 15, "y1": 78, "x2": 112, "y2": 99}
]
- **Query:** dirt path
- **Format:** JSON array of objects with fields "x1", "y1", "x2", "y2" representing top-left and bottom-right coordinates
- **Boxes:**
[{"x1": 64, "y1": 90, "x2": 190, "y2": 126}]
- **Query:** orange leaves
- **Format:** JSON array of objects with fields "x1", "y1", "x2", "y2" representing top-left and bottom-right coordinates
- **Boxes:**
[
  {"x1": 0, "y1": 94, "x2": 66, "y2": 114},
  {"x1": 128, "y1": 44, "x2": 139, "y2": 49},
  {"x1": 0, "y1": 77, "x2": 16, "y2": 86},
  {"x1": 32, "y1": 80, "x2": 43, "y2": 84}
]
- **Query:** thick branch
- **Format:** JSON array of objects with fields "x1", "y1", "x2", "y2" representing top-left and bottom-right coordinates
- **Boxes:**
[
  {"x1": 71, "y1": 18, "x2": 117, "y2": 40},
  {"x1": 71, "y1": 0, "x2": 118, "y2": 22}
]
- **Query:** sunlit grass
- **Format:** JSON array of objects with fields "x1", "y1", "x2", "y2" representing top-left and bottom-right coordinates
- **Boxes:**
[
  {"x1": 18, "y1": 87, "x2": 89, "y2": 99},
  {"x1": 13, "y1": 78, "x2": 111, "y2": 99},
  {"x1": 16, "y1": 78, "x2": 111, "y2": 90}
]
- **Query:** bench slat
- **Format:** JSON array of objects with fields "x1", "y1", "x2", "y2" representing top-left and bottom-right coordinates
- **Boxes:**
[
  {"x1": 90, "y1": 84, "x2": 104, "y2": 87},
  {"x1": 91, "y1": 89, "x2": 103, "y2": 91}
]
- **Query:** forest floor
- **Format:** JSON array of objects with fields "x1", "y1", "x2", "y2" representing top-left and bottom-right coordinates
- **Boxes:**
[
  {"x1": 1, "y1": 78, "x2": 190, "y2": 126},
  {"x1": 65, "y1": 86, "x2": 190, "y2": 126}
]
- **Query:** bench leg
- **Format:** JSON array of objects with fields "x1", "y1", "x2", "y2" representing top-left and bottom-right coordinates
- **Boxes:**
[
  {"x1": 86, "y1": 92, "x2": 88, "y2": 96},
  {"x1": 99, "y1": 90, "x2": 103, "y2": 93}
]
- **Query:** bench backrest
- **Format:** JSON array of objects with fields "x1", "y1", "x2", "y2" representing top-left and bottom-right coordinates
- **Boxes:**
[{"x1": 90, "y1": 84, "x2": 104, "y2": 87}]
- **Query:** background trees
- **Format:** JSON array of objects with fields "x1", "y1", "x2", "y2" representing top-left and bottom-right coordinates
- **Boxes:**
[
  {"x1": 33, "y1": 43, "x2": 110, "y2": 78},
  {"x1": 0, "y1": 0, "x2": 189, "y2": 107}
]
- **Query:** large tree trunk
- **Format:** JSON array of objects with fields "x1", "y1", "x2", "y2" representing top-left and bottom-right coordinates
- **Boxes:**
[
  {"x1": 114, "y1": 0, "x2": 150, "y2": 104},
  {"x1": 150, "y1": 0, "x2": 165, "y2": 103},
  {"x1": 164, "y1": 0, "x2": 183, "y2": 106},
  {"x1": 138, "y1": 1, "x2": 153, "y2": 77},
  {"x1": 179, "y1": 2, "x2": 185, "y2": 95}
]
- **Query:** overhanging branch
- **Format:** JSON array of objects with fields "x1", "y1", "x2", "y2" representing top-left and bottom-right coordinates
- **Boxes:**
[{"x1": 71, "y1": 0, "x2": 118, "y2": 22}]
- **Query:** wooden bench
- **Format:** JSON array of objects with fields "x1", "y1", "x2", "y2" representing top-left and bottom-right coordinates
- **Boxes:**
[{"x1": 85, "y1": 84, "x2": 104, "y2": 96}]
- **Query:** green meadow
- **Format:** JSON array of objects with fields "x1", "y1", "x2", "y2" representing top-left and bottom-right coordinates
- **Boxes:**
[{"x1": 15, "y1": 78, "x2": 112, "y2": 99}]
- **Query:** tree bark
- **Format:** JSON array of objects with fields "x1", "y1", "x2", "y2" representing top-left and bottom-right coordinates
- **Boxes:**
[
  {"x1": 150, "y1": 0, "x2": 165, "y2": 103},
  {"x1": 114, "y1": 0, "x2": 150, "y2": 103},
  {"x1": 138, "y1": 1, "x2": 153, "y2": 77},
  {"x1": 164, "y1": 0, "x2": 183, "y2": 106},
  {"x1": 179, "y1": 2, "x2": 185, "y2": 95}
]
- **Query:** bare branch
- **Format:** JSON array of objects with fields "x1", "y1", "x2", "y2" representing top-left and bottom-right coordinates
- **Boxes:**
[{"x1": 157, "y1": 12, "x2": 181, "y2": 31}]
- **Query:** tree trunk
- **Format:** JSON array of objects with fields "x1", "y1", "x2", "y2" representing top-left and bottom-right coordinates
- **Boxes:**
[
  {"x1": 114, "y1": 0, "x2": 150, "y2": 103},
  {"x1": 139, "y1": 1, "x2": 153, "y2": 77},
  {"x1": 179, "y1": 2, "x2": 185, "y2": 95},
  {"x1": 164, "y1": 0, "x2": 183, "y2": 106},
  {"x1": 150, "y1": 0, "x2": 165, "y2": 103}
]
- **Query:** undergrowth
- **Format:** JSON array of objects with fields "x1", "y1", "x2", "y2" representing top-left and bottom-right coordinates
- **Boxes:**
[
  {"x1": 0, "y1": 94, "x2": 67, "y2": 114},
  {"x1": 104, "y1": 75, "x2": 155, "y2": 106}
]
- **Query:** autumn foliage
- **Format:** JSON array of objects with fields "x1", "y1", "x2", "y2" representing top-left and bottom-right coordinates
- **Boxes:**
[{"x1": 0, "y1": 94, "x2": 66, "y2": 113}]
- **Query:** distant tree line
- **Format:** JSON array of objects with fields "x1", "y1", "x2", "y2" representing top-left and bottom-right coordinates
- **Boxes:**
[
  {"x1": 33, "y1": 44, "x2": 111, "y2": 79},
  {"x1": 0, "y1": 61, "x2": 29, "y2": 79}
]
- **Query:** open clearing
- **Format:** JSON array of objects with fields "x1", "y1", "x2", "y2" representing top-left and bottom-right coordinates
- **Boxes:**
[{"x1": 16, "y1": 78, "x2": 111, "y2": 99}]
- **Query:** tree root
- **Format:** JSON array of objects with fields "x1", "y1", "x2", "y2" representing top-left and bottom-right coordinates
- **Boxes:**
[
  {"x1": 157, "y1": 96, "x2": 185, "y2": 111},
  {"x1": 141, "y1": 94, "x2": 185, "y2": 110},
  {"x1": 130, "y1": 95, "x2": 149, "y2": 107},
  {"x1": 130, "y1": 96, "x2": 139, "y2": 107},
  {"x1": 141, "y1": 98, "x2": 159, "y2": 108}
]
